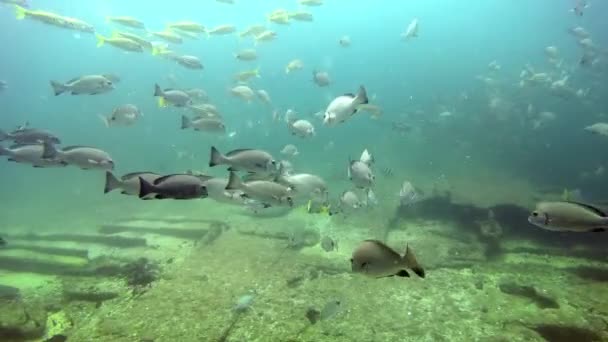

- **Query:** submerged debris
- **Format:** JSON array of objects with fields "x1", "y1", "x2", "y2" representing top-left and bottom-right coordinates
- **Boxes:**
[
  {"x1": 320, "y1": 236, "x2": 338, "y2": 252},
  {"x1": 498, "y1": 282, "x2": 559, "y2": 309}
]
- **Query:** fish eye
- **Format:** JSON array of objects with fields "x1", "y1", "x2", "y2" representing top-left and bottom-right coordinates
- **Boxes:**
[
  {"x1": 349, "y1": 258, "x2": 354, "y2": 264},
  {"x1": 532, "y1": 211, "x2": 538, "y2": 217}
]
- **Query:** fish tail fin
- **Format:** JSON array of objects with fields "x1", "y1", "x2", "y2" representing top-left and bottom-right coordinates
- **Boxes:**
[
  {"x1": 98, "y1": 114, "x2": 111, "y2": 128},
  {"x1": 180, "y1": 115, "x2": 191, "y2": 129},
  {"x1": 157, "y1": 97, "x2": 166, "y2": 108},
  {"x1": 0, "y1": 145, "x2": 11, "y2": 156},
  {"x1": 14, "y1": 5, "x2": 28, "y2": 20},
  {"x1": 151, "y1": 46, "x2": 160, "y2": 56},
  {"x1": 50, "y1": 80, "x2": 67, "y2": 96},
  {"x1": 208, "y1": 146, "x2": 226, "y2": 167},
  {"x1": 403, "y1": 244, "x2": 425, "y2": 278},
  {"x1": 355, "y1": 85, "x2": 368, "y2": 105},
  {"x1": 153, "y1": 83, "x2": 163, "y2": 97},
  {"x1": 138, "y1": 177, "x2": 157, "y2": 199},
  {"x1": 41, "y1": 141, "x2": 59, "y2": 160},
  {"x1": 104, "y1": 171, "x2": 122, "y2": 194},
  {"x1": 95, "y1": 34, "x2": 105, "y2": 47},
  {"x1": 0, "y1": 129, "x2": 8, "y2": 141},
  {"x1": 225, "y1": 171, "x2": 243, "y2": 191}
]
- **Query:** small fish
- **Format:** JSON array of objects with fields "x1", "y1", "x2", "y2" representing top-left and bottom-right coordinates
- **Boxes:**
[
  {"x1": 299, "y1": 0, "x2": 323, "y2": 6},
  {"x1": 254, "y1": 30, "x2": 277, "y2": 44},
  {"x1": 106, "y1": 16, "x2": 145, "y2": 29},
  {"x1": 239, "y1": 24, "x2": 266, "y2": 37},
  {"x1": 209, "y1": 146, "x2": 276, "y2": 173},
  {"x1": 206, "y1": 24, "x2": 236, "y2": 36},
  {"x1": 0, "y1": 144, "x2": 67, "y2": 168},
  {"x1": 138, "y1": 174, "x2": 210, "y2": 200},
  {"x1": 584, "y1": 123, "x2": 608, "y2": 137},
  {"x1": 150, "y1": 30, "x2": 183, "y2": 44},
  {"x1": 42, "y1": 142, "x2": 114, "y2": 171},
  {"x1": 351, "y1": 240, "x2": 425, "y2": 278},
  {"x1": 0, "y1": 80, "x2": 7, "y2": 92},
  {"x1": 95, "y1": 34, "x2": 143, "y2": 52},
  {"x1": 184, "y1": 88, "x2": 208, "y2": 101},
  {"x1": 348, "y1": 158, "x2": 374, "y2": 188},
  {"x1": 281, "y1": 144, "x2": 299, "y2": 157},
  {"x1": 234, "y1": 68, "x2": 260, "y2": 82},
  {"x1": 528, "y1": 201, "x2": 608, "y2": 233},
  {"x1": 153, "y1": 84, "x2": 192, "y2": 107},
  {"x1": 381, "y1": 167, "x2": 394, "y2": 177},
  {"x1": 104, "y1": 171, "x2": 161, "y2": 196},
  {"x1": 288, "y1": 119, "x2": 315, "y2": 138},
  {"x1": 256, "y1": 89, "x2": 271, "y2": 105},
  {"x1": 99, "y1": 104, "x2": 142, "y2": 127},
  {"x1": 113, "y1": 31, "x2": 152, "y2": 49},
  {"x1": 402, "y1": 18, "x2": 419, "y2": 40},
  {"x1": 235, "y1": 49, "x2": 258, "y2": 61},
  {"x1": 15, "y1": 6, "x2": 94, "y2": 33},
  {"x1": 399, "y1": 181, "x2": 420, "y2": 206},
  {"x1": 181, "y1": 115, "x2": 226, "y2": 134},
  {"x1": 0, "y1": 126, "x2": 61, "y2": 145},
  {"x1": 338, "y1": 35, "x2": 351, "y2": 47},
  {"x1": 312, "y1": 70, "x2": 330, "y2": 87},
  {"x1": 289, "y1": 11, "x2": 313, "y2": 22},
  {"x1": 230, "y1": 85, "x2": 255, "y2": 102},
  {"x1": 320, "y1": 236, "x2": 337, "y2": 252},
  {"x1": 170, "y1": 55, "x2": 203, "y2": 70},
  {"x1": 167, "y1": 21, "x2": 205, "y2": 33},
  {"x1": 285, "y1": 59, "x2": 304, "y2": 74},
  {"x1": 50, "y1": 75, "x2": 114, "y2": 96},
  {"x1": 0, "y1": 236, "x2": 5, "y2": 247},
  {"x1": 323, "y1": 86, "x2": 369, "y2": 125},
  {"x1": 225, "y1": 171, "x2": 294, "y2": 207}
]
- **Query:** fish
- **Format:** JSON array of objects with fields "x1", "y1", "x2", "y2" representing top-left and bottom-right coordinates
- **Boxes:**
[
  {"x1": 50, "y1": 75, "x2": 114, "y2": 96},
  {"x1": 348, "y1": 158, "x2": 375, "y2": 188},
  {"x1": 96, "y1": 34, "x2": 143, "y2": 52},
  {"x1": 206, "y1": 24, "x2": 236, "y2": 36},
  {"x1": 138, "y1": 174, "x2": 209, "y2": 200},
  {"x1": 15, "y1": 6, "x2": 94, "y2": 33},
  {"x1": 0, "y1": 236, "x2": 5, "y2": 247},
  {"x1": 299, "y1": 0, "x2": 323, "y2": 6},
  {"x1": 235, "y1": 49, "x2": 258, "y2": 61},
  {"x1": 113, "y1": 31, "x2": 153, "y2": 49},
  {"x1": 528, "y1": 201, "x2": 608, "y2": 233},
  {"x1": 288, "y1": 119, "x2": 315, "y2": 138},
  {"x1": 239, "y1": 25, "x2": 266, "y2": 38},
  {"x1": 225, "y1": 171, "x2": 294, "y2": 207},
  {"x1": 312, "y1": 70, "x2": 330, "y2": 87},
  {"x1": 153, "y1": 84, "x2": 192, "y2": 107},
  {"x1": 399, "y1": 181, "x2": 421, "y2": 206},
  {"x1": 42, "y1": 142, "x2": 114, "y2": 171},
  {"x1": 188, "y1": 104, "x2": 220, "y2": 118},
  {"x1": 200, "y1": 177, "x2": 247, "y2": 205},
  {"x1": 254, "y1": 30, "x2": 277, "y2": 44},
  {"x1": 181, "y1": 116, "x2": 226, "y2": 134},
  {"x1": 234, "y1": 68, "x2": 260, "y2": 82},
  {"x1": 320, "y1": 236, "x2": 338, "y2": 252},
  {"x1": 285, "y1": 59, "x2": 304, "y2": 74},
  {"x1": 99, "y1": 104, "x2": 142, "y2": 127},
  {"x1": 256, "y1": 90, "x2": 272, "y2": 105},
  {"x1": 0, "y1": 126, "x2": 61, "y2": 144},
  {"x1": 184, "y1": 88, "x2": 208, "y2": 101},
  {"x1": 268, "y1": 10, "x2": 290, "y2": 25},
  {"x1": 278, "y1": 173, "x2": 327, "y2": 203},
  {"x1": 339, "y1": 35, "x2": 351, "y2": 47},
  {"x1": 104, "y1": 171, "x2": 161, "y2": 196},
  {"x1": 0, "y1": 80, "x2": 7, "y2": 92},
  {"x1": 359, "y1": 149, "x2": 373, "y2": 166},
  {"x1": 230, "y1": 85, "x2": 255, "y2": 102},
  {"x1": 402, "y1": 18, "x2": 419, "y2": 40},
  {"x1": 281, "y1": 144, "x2": 299, "y2": 157},
  {"x1": 340, "y1": 190, "x2": 364, "y2": 209},
  {"x1": 149, "y1": 30, "x2": 183, "y2": 44},
  {"x1": 0, "y1": 144, "x2": 68, "y2": 168},
  {"x1": 288, "y1": 11, "x2": 313, "y2": 22},
  {"x1": 323, "y1": 86, "x2": 369, "y2": 125},
  {"x1": 167, "y1": 21, "x2": 205, "y2": 33},
  {"x1": 105, "y1": 16, "x2": 145, "y2": 29},
  {"x1": 170, "y1": 55, "x2": 203, "y2": 70},
  {"x1": 209, "y1": 146, "x2": 276, "y2": 173},
  {"x1": 584, "y1": 123, "x2": 608, "y2": 137},
  {"x1": 350, "y1": 240, "x2": 425, "y2": 278}
]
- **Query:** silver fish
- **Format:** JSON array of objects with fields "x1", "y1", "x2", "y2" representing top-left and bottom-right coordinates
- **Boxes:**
[
  {"x1": 351, "y1": 240, "x2": 425, "y2": 278},
  {"x1": 181, "y1": 115, "x2": 225, "y2": 134},
  {"x1": 0, "y1": 144, "x2": 67, "y2": 168},
  {"x1": 42, "y1": 142, "x2": 114, "y2": 170},
  {"x1": 225, "y1": 171, "x2": 293, "y2": 207},
  {"x1": 209, "y1": 146, "x2": 276, "y2": 173},
  {"x1": 528, "y1": 201, "x2": 608, "y2": 233},
  {"x1": 153, "y1": 84, "x2": 192, "y2": 107},
  {"x1": 50, "y1": 75, "x2": 114, "y2": 96}
]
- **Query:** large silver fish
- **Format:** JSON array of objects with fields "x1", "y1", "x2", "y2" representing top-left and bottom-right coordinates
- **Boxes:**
[
  {"x1": 351, "y1": 240, "x2": 425, "y2": 278},
  {"x1": 528, "y1": 201, "x2": 608, "y2": 232}
]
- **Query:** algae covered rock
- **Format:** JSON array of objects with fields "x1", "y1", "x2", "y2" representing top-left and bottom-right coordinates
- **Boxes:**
[{"x1": 0, "y1": 299, "x2": 47, "y2": 340}]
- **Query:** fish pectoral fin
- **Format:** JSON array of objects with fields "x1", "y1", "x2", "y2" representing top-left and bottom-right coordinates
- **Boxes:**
[{"x1": 395, "y1": 270, "x2": 410, "y2": 277}]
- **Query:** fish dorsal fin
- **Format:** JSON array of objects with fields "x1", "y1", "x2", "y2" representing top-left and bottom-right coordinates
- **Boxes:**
[
  {"x1": 121, "y1": 171, "x2": 159, "y2": 180},
  {"x1": 62, "y1": 145, "x2": 91, "y2": 151},
  {"x1": 152, "y1": 174, "x2": 185, "y2": 185},
  {"x1": 567, "y1": 201, "x2": 608, "y2": 217},
  {"x1": 343, "y1": 93, "x2": 355, "y2": 98},
  {"x1": 226, "y1": 148, "x2": 254, "y2": 156},
  {"x1": 363, "y1": 239, "x2": 401, "y2": 258}
]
